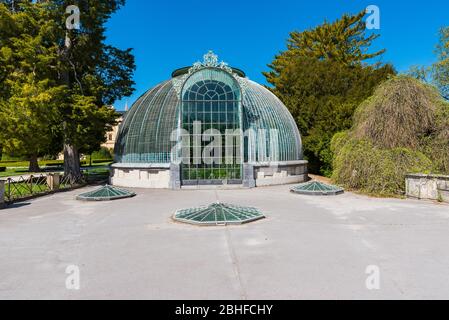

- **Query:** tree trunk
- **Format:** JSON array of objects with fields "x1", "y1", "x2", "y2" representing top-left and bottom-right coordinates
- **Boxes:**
[
  {"x1": 29, "y1": 155, "x2": 40, "y2": 173},
  {"x1": 63, "y1": 144, "x2": 82, "y2": 179},
  {"x1": 61, "y1": 32, "x2": 82, "y2": 180}
]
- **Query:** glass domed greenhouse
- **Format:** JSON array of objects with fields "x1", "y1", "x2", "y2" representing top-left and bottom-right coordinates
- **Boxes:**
[{"x1": 112, "y1": 52, "x2": 307, "y2": 189}]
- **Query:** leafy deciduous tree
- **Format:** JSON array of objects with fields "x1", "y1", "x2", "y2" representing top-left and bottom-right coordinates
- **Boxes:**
[
  {"x1": 434, "y1": 27, "x2": 449, "y2": 100},
  {"x1": 53, "y1": 0, "x2": 135, "y2": 178}
]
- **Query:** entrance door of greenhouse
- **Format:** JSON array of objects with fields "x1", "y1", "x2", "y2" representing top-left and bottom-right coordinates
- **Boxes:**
[{"x1": 180, "y1": 71, "x2": 243, "y2": 186}]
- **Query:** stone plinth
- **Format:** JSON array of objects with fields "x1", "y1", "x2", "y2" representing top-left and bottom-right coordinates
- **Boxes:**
[{"x1": 406, "y1": 174, "x2": 449, "y2": 203}]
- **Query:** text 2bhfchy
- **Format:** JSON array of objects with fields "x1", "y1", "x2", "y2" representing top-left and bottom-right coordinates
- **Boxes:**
[{"x1": 174, "y1": 304, "x2": 274, "y2": 318}]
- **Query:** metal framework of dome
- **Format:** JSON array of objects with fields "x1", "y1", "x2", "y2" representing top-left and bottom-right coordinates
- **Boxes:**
[
  {"x1": 291, "y1": 181, "x2": 344, "y2": 196},
  {"x1": 112, "y1": 51, "x2": 308, "y2": 189},
  {"x1": 77, "y1": 185, "x2": 136, "y2": 201},
  {"x1": 114, "y1": 51, "x2": 302, "y2": 165},
  {"x1": 173, "y1": 202, "x2": 265, "y2": 226}
]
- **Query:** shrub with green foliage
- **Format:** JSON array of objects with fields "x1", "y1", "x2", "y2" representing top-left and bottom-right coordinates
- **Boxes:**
[
  {"x1": 426, "y1": 101, "x2": 449, "y2": 173},
  {"x1": 332, "y1": 76, "x2": 449, "y2": 196},
  {"x1": 91, "y1": 147, "x2": 113, "y2": 161},
  {"x1": 353, "y1": 76, "x2": 440, "y2": 149},
  {"x1": 332, "y1": 134, "x2": 432, "y2": 196},
  {"x1": 1, "y1": 154, "x2": 28, "y2": 162},
  {"x1": 433, "y1": 27, "x2": 449, "y2": 100}
]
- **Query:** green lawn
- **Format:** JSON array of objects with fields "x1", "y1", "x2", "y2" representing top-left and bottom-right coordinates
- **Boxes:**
[
  {"x1": 0, "y1": 160, "x2": 113, "y2": 178},
  {"x1": 0, "y1": 169, "x2": 29, "y2": 178},
  {"x1": 2, "y1": 168, "x2": 110, "y2": 201},
  {"x1": 0, "y1": 159, "x2": 113, "y2": 168},
  {"x1": 1, "y1": 161, "x2": 111, "y2": 201},
  {"x1": 3, "y1": 179, "x2": 86, "y2": 201},
  {"x1": 4, "y1": 182, "x2": 51, "y2": 199},
  {"x1": 0, "y1": 160, "x2": 63, "y2": 168}
]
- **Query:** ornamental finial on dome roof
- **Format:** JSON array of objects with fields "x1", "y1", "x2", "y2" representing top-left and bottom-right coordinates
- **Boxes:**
[
  {"x1": 173, "y1": 51, "x2": 247, "y2": 96},
  {"x1": 203, "y1": 50, "x2": 218, "y2": 67},
  {"x1": 189, "y1": 50, "x2": 233, "y2": 74}
]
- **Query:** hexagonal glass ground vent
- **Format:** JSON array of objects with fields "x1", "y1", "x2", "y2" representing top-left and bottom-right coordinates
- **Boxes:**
[
  {"x1": 173, "y1": 202, "x2": 265, "y2": 226},
  {"x1": 77, "y1": 185, "x2": 136, "y2": 201},
  {"x1": 291, "y1": 181, "x2": 344, "y2": 196}
]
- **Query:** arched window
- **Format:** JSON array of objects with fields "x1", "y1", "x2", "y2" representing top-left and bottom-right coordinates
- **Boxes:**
[
  {"x1": 180, "y1": 69, "x2": 242, "y2": 185},
  {"x1": 183, "y1": 80, "x2": 238, "y2": 102}
]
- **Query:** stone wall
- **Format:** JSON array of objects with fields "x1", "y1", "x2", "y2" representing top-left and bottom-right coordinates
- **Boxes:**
[
  {"x1": 253, "y1": 160, "x2": 308, "y2": 187},
  {"x1": 406, "y1": 174, "x2": 449, "y2": 203},
  {"x1": 111, "y1": 161, "x2": 309, "y2": 189},
  {"x1": 111, "y1": 164, "x2": 171, "y2": 189}
]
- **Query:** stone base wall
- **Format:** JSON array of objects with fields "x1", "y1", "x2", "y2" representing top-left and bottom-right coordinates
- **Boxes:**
[
  {"x1": 111, "y1": 164, "x2": 171, "y2": 189},
  {"x1": 253, "y1": 161, "x2": 308, "y2": 187},
  {"x1": 111, "y1": 161, "x2": 308, "y2": 189},
  {"x1": 406, "y1": 174, "x2": 449, "y2": 203}
]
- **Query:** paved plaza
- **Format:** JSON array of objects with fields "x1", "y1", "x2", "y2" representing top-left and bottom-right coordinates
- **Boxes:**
[{"x1": 1, "y1": 185, "x2": 449, "y2": 299}]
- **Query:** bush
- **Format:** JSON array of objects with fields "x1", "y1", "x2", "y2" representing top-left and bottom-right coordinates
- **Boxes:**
[
  {"x1": 1, "y1": 155, "x2": 27, "y2": 162},
  {"x1": 91, "y1": 147, "x2": 113, "y2": 160},
  {"x1": 39, "y1": 155, "x2": 58, "y2": 161},
  {"x1": 426, "y1": 102, "x2": 449, "y2": 173},
  {"x1": 353, "y1": 76, "x2": 439, "y2": 149},
  {"x1": 332, "y1": 137, "x2": 432, "y2": 196},
  {"x1": 0, "y1": 167, "x2": 6, "y2": 172},
  {"x1": 331, "y1": 75, "x2": 448, "y2": 196}
]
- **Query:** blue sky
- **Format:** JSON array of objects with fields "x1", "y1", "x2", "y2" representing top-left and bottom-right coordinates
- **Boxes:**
[{"x1": 105, "y1": 0, "x2": 449, "y2": 110}]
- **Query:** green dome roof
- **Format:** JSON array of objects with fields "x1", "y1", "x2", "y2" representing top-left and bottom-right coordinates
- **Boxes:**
[
  {"x1": 173, "y1": 202, "x2": 265, "y2": 226},
  {"x1": 290, "y1": 181, "x2": 344, "y2": 196},
  {"x1": 115, "y1": 80, "x2": 178, "y2": 163},
  {"x1": 77, "y1": 185, "x2": 136, "y2": 201},
  {"x1": 114, "y1": 53, "x2": 302, "y2": 165}
]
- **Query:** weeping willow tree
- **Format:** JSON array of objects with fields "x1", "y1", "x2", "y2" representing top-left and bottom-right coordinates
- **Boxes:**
[{"x1": 332, "y1": 76, "x2": 449, "y2": 196}]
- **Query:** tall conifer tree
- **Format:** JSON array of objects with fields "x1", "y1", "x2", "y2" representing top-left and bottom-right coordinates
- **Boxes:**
[{"x1": 264, "y1": 10, "x2": 395, "y2": 175}]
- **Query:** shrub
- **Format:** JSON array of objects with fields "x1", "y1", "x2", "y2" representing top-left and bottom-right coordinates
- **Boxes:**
[
  {"x1": 427, "y1": 101, "x2": 449, "y2": 173},
  {"x1": 39, "y1": 155, "x2": 58, "y2": 161},
  {"x1": 1, "y1": 155, "x2": 27, "y2": 161},
  {"x1": 331, "y1": 75, "x2": 448, "y2": 196},
  {"x1": 0, "y1": 167, "x2": 6, "y2": 172},
  {"x1": 353, "y1": 76, "x2": 439, "y2": 149},
  {"x1": 332, "y1": 138, "x2": 433, "y2": 196},
  {"x1": 91, "y1": 147, "x2": 113, "y2": 160}
]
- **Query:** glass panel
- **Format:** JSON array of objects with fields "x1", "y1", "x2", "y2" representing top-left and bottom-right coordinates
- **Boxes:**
[{"x1": 181, "y1": 71, "x2": 242, "y2": 184}]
